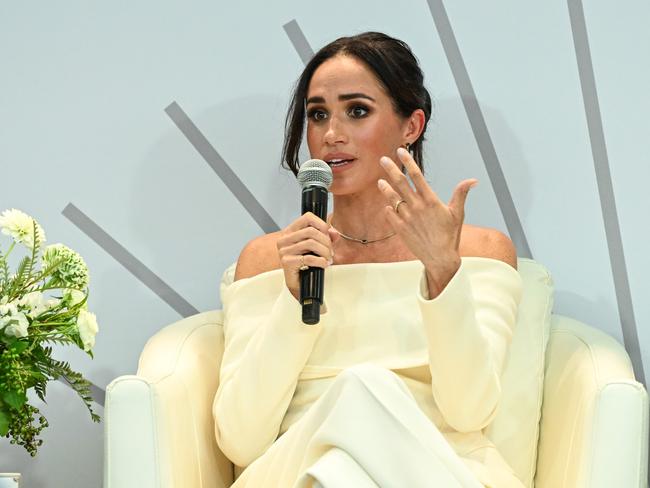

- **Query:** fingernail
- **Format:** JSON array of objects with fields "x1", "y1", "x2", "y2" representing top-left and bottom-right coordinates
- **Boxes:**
[
  {"x1": 378, "y1": 178, "x2": 387, "y2": 189},
  {"x1": 379, "y1": 157, "x2": 390, "y2": 167},
  {"x1": 328, "y1": 257, "x2": 334, "y2": 265},
  {"x1": 397, "y1": 147, "x2": 408, "y2": 156}
]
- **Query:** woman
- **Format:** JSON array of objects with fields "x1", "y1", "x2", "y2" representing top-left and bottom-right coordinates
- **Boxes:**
[{"x1": 213, "y1": 32, "x2": 524, "y2": 488}]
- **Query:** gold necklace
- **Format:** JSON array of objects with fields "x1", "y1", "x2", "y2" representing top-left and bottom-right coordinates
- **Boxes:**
[
  {"x1": 329, "y1": 218, "x2": 397, "y2": 245},
  {"x1": 337, "y1": 230, "x2": 397, "y2": 245}
]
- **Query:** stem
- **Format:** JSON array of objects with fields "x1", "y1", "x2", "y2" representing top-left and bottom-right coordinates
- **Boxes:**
[
  {"x1": 4, "y1": 241, "x2": 16, "y2": 260},
  {"x1": 20, "y1": 276, "x2": 54, "y2": 292},
  {"x1": 30, "y1": 322, "x2": 74, "y2": 328},
  {"x1": 26, "y1": 333, "x2": 76, "y2": 351}
]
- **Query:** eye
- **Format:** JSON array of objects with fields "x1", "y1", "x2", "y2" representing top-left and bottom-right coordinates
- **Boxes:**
[
  {"x1": 307, "y1": 109, "x2": 328, "y2": 122},
  {"x1": 348, "y1": 105, "x2": 369, "y2": 118}
]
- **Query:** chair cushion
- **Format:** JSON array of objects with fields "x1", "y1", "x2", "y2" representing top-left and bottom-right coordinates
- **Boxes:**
[{"x1": 485, "y1": 258, "x2": 554, "y2": 487}]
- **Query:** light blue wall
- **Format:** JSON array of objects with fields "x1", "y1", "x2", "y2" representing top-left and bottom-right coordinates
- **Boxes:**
[{"x1": 1, "y1": 1, "x2": 648, "y2": 486}]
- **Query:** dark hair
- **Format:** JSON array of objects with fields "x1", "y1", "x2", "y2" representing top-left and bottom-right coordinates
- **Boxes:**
[{"x1": 282, "y1": 31, "x2": 432, "y2": 176}]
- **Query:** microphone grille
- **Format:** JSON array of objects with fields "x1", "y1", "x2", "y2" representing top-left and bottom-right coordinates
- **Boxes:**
[{"x1": 297, "y1": 159, "x2": 333, "y2": 190}]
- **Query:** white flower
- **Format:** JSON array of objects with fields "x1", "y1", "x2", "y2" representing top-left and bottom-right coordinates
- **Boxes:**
[
  {"x1": 77, "y1": 309, "x2": 98, "y2": 352},
  {"x1": 1, "y1": 302, "x2": 29, "y2": 337},
  {"x1": 43, "y1": 244, "x2": 89, "y2": 289},
  {"x1": 64, "y1": 289, "x2": 87, "y2": 308},
  {"x1": 2, "y1": 312, "x2": 29, "y2": 338},
  {"x1": 0, "y1": 301, "x2": 18, "y2": 316},
  {"x1": 0, "y1": 208, "x2": 46, "y2": 248},
  {"x1": 17, "y1": 292, "x2": 44, "y2": 318},
  {"x1": 16, "y1": 291, "x2": 60, "y2": 317},
  {"x1": 17, "y1": 291, "x2": 43, "y2": 309}
]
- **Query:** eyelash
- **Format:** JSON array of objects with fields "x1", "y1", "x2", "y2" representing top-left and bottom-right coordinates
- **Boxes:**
[
  {"x1": 307, "y1": 104, "x2": 371, "y2": 122},
  {"x1": 349, "y1": 105, "x2": 370, "y2": 118},
  {"x1": 306, "y1": 109, "x2": 326, "y2": 122}
]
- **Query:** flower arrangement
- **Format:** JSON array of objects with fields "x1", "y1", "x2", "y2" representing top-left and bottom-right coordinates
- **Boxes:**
[{"x1": 0, "y1": 208, "x2": 100, "y2": 455}]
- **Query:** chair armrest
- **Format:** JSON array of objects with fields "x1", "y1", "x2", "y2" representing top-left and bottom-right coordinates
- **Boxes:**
[
  {"x1": 535, "y1": 315, "x2": 649, "y2": 488},
  {"x1": 104, "y1": 311, "x2": 234, "y2": 488}
]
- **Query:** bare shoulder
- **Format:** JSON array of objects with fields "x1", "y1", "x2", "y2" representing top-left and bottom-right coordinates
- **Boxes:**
[
  {"x1": 459, "y1": 224, "x2": 518, "y2": 270},
  {"x1": 233, "y1": 232, "x2": 282, "y2": 281}
]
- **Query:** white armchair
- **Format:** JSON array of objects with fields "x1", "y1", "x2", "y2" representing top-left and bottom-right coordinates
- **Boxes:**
[
  {"x1": 103, "y1": 260, "x2": 648, "y2": 487},
  {"x1": 535, "y1": 315, "x2": 648, "y2": 486}
]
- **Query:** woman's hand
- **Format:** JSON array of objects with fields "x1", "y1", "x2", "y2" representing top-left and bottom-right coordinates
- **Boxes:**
[
  {"x1": 276, "y1": 212, "x2": 340, "y2": 301},
  {"x1": 378, "y1": 147, "x2": 477, "y2": 298}
]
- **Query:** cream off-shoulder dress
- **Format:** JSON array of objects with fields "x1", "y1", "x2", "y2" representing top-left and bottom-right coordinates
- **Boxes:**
[{"x1": 213, "y1": 257, "x2": 526, "y2": 488}]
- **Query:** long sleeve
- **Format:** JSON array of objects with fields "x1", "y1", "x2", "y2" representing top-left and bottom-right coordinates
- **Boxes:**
[
  {"x1": 213, "y1": 279, "x2": 324, "y2": 467},
  {"x1": 417, "y1": 258, "x2": 522, "y2": 433}
]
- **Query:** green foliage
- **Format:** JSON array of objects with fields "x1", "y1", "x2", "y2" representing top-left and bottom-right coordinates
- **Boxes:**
[
  {"x1": 5, "y1": 221, "x2": 42, "y2": 301},
  {"x1": 0, "y1": 210, "x2": 101, "y2": 456},
  {"x1": 0, "y1": 409, "x2": 9, "y2": 436},
  {"x1": 0, "y1": 248, "x2": 10, "y2": 294}
]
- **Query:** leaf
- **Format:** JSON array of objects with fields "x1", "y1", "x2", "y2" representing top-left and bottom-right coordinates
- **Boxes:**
[
  {"x1": 59, "y1": 368, "x2": 101, "y2": 422},
  {"x1": 9, "y1": 255, "x2": 33, "y2": 296},
  {"x1": 31, "y1": 219, "x2": 42, "y2": 258},
  {"x1": 0, "y1": 409, "x2": 9, "y2": 436},
  {"x1": 2, "y1": 390, "x2": 27, "y2": 410},
  {"x1": 10, "y1": 340, "x2": 29, "y2": 354},
  {"x1": 33, "y1": 256, "x2": 66, "y2": 288},
  {"x1": 34, "y1": 381, "x2": 47, "y2": 402},
  {"x1": 9, "y1": 219, "x2": 41, "y2": 294},
  {"x1": 30, "y1": 370, "x2": 46, "y2": 382},
  {"x1": 0, "y1": 248, "x2": 10, "y2": 291}
]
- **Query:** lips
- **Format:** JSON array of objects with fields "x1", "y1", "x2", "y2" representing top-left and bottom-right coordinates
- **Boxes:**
[
  {"x1": 328, "y1": 159, "x2": 354, "y2": 167},
  {"x1": 324, "y1": 153, "x2": 356, "y2": 168}
]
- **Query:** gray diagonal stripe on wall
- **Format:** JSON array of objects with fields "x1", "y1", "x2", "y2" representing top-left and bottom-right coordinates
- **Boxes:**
[
  {"x1": 284, "y1": 19, "x2": 314, "y2": 63},
  {"x1": 62, "y1": 203, "x2": 199, "y2": 318},
  {"x1": 88, "y1": 382, "x2": 106, "y2": 406},
  {"x1": 567, "y1": 0, "x2": 646, "y2": 384},
  {"x1": 425, "y1": 0, "x2": 532, "y2": 259},
  {"x1": 56, "y1": 377, "x2": 106, "y2": 408},
  {"x1": 165, "y1": 102, "x2": 279, "y2": 234}
]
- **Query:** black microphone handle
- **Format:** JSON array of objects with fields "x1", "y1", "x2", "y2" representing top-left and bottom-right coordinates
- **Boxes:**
[{"x1": 300, "y1": 185, "x2": 328, "y2": 325}]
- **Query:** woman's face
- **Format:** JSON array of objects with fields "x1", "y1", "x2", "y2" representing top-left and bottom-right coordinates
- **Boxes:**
[{"x1": 305, "y1": 54, "x2": 410, "y2": 195}]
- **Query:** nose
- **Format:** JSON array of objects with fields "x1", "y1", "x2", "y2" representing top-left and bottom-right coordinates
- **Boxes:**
[{"x1": 323, "y1": 116, "x2": 347, "y2": 146}]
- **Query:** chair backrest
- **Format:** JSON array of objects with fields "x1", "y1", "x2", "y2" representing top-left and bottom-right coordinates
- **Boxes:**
[
  {"x1": 485, "y1": 258, "x2": 554, "y2": 487},
  {"x1": 153, "y1": 313, "x2": 232, "y2": 487}
]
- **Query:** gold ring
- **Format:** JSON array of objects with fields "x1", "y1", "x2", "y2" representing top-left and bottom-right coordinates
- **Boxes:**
[
  {"x1": 393, "y1": 199, "x2": 406, "y2": 214},
  {"x1": 299, "y1": 255, "x2": 309, "y2": 271}
]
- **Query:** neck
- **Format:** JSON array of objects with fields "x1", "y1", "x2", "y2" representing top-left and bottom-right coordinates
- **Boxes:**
[{"x1": 328, "y1": 187, "x2": 395, "y2": 242}]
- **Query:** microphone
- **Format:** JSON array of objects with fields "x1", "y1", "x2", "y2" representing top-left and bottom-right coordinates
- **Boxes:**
[{"x1": 296, "y1": 159, "x2": 333, "y2": 325}]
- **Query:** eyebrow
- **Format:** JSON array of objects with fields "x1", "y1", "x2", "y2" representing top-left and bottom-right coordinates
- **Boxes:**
[{"x1": 306, "y1": 93, "x2": 376, "y2": 105}]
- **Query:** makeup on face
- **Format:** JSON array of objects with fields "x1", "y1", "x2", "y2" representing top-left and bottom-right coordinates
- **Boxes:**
[{"x1": 305, "y1": 56, "x2": 407, "y2": 190}]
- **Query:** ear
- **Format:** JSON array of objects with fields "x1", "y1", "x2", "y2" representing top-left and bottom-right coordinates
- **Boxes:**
[{"x1": 402, "y1": 109, "x2": 426, "y2": 144}]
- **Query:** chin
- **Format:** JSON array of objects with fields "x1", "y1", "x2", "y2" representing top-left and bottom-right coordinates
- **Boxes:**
[{"x1": 329, "y1": 179, "x2": 379, "y2": 197}]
